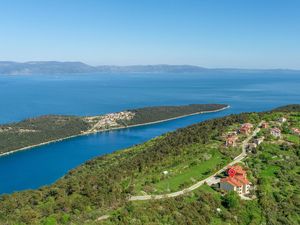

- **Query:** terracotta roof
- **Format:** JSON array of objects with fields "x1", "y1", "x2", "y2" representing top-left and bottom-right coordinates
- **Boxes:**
[
  {"x1": 226, "y1": 136, "x2": 238, "y2": 141},
  {"x1": 241, "y1": 123, "x2": 253, "y2": 129},
  {"x1": 292, "y1": 128, "x2": 300, "y2": 134},
  {"x1": 228, "y1": 165, "x2": 245, "y2": 174},
  {"x1": 221, "y1": 175, "x2": 249, "y2": 187},
  {"x1": 221, "y1": 177, "x2": 242, "y2": 187},
  {"x1": 240, "y1": 124, "x2": 253, "y2": 133},
  {"x1": 236, "y1": 175, "x2": 249, "y2": 185},
  {"x1": 221, "y1": 165, "x2": 250, "y2": 187}
]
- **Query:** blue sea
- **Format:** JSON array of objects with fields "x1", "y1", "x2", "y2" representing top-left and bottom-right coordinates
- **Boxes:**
[{"x1": 0, "y1": 72, "x2": 299, "y2": 194}]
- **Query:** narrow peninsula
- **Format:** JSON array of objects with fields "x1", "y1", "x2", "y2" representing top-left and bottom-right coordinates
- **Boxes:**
[
  {"x1": 0, "y1": 104, "x2": 228, "y2": 155},
  {"x1": 0, "y1": 104, "x2": 298, "y2": 224}
]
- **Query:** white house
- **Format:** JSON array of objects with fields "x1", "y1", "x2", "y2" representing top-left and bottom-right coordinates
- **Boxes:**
[
  {"x1": 278, "y1": 117, "x2": 287, "y2": 123},
  {"x1": 270, "y1": 128, "x2": 281, "y2": 138}
]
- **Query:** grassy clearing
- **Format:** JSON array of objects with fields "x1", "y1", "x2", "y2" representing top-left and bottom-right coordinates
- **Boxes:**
[
  {"x1": 260, "y1": 165, "x2": 280, "y2": 179},
  {"x1": 153, "y1": 150, "x2": 226, "y2": 193},
  {"x1": 284, "y1": 134, "x2": 300, "y2": 144}
]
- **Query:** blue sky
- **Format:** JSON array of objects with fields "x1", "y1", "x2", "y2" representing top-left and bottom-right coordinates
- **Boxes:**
[{"x1": 0, "y1": 0, "x2": 299, "y2": 68}]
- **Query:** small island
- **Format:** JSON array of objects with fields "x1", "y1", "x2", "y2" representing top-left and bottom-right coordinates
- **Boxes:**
[{"x1": 0, "y1": 104, "x2": 228, "y2": 155}]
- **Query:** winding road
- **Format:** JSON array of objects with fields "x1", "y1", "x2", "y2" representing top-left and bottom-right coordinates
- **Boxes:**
[{"x1": 129, "y1": 122, "x2": 262, "y2": 201}]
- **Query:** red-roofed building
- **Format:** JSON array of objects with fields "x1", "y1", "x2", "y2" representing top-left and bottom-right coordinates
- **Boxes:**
[
  {"x1": 239, "y1": 123, "x2": 253, "y2": 135},
  {"x1": 220, "y1": 165, "x2": 251, "y2": 194},
  {"x1": 292, "y1": 128, "x2": 300, "y2": 136},
  {"x1": 225, "y1": 133, "x2": 238, "y2": 147}
]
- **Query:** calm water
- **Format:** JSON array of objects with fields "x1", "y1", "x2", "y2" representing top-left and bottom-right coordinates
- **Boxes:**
[{"x1": 0, "y1": 72, "x2": 299, "y2": 194}]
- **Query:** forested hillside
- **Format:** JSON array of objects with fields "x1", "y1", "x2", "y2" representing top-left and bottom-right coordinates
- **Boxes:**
[
  {"x1": 127, "y1": 104, "x2": 227, "y2": 125},
  {"x1": 0, "y1": 104, "x2": 298, "y2": 225},
  {"x1": 0, "y1": 115, "x2": 90, "y2": 154}
]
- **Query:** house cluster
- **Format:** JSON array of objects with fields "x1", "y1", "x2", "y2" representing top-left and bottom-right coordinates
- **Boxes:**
[
  {"x1": 85, "y1": 111, "x2": 136, "y2": 131},
  {"x1": 271, "y1": 117, "x2": 287, "y2": 137},
  {"x1": 260, "y1": 121, "x2": 282, "y2": 138},
  {"x1": 105, "y1": 111, "x2": 135, "y2": 122},
  {"x1": 224, "y1": 123, "x2": 254, "y2": 147},
  {"x1": 98, "y1": 111, "x2": 135, "y2": 127},
  {"x1": 220, "y1": 165, "x2": 251, "y2": 195},
  {"x1": 0, "y1": 127, "x2": 12, "y2": 133},
  {"x1": 262, "y1": 117, "x2": 300, "y2": 138}
]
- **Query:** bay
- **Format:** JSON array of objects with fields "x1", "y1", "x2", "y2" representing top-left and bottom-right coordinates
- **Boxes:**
[{"x1": 0, "y1": 71, "x2": 299, "y2": 194}]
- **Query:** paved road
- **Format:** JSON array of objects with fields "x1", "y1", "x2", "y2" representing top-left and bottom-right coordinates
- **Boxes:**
[{"x1": 129, "y1": 122, "x2": 262, "y2": 201}]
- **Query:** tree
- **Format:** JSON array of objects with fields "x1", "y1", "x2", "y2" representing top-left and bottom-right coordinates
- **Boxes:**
[{"x1": 222, "y1": 191, "x2": 240, "y2": 209}]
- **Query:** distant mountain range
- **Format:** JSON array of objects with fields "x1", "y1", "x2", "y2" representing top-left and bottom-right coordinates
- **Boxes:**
[{"x1": 0, "y1": 61, "x2": 299, "y2": 75}]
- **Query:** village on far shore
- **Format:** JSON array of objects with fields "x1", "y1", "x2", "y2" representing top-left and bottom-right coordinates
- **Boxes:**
[
  {"x1": 0, "y1": 104, "x2": 228, "y2": 156},
  {"x1": 83, "y1": 111, "x2": 135, "y2": 133}
]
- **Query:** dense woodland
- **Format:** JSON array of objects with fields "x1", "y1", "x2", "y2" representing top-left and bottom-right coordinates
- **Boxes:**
[
  {"x1": 127, "y1": 104, "x2": 227, "y2": 125},
  {"x1": 0, "y1": 105, "x2": 298, "y2": 224},
  {"x1": 103, "y1": 186, "x2": 263, "y2": 225},
  {"x1": 0, "y1": 104, "x2": 226, "y2": 154},
  {"x1": 0, "y1": 115, "x2": 90, "y2": 154},
  {"x1": 272, "y1": 104, "x2": 300, "y2": 112}
]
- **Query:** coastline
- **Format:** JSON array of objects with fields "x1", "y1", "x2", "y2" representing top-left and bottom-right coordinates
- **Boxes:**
[{"x1": 0, "y1": 105, "x2": 230, "y2": 158}]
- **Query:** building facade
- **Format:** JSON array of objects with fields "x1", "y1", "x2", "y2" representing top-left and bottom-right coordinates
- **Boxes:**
[
  {"x1": 270, "y1": 128, "x2": 281, "y2": 138},
  {"x1": 220, "y1": 165, "x2": 250, "y2": 195}
]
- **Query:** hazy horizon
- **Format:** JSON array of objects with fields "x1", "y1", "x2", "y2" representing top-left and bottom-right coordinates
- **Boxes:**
[{"x1": 1, "y1": 61, "x2": 300, "y2": 71}]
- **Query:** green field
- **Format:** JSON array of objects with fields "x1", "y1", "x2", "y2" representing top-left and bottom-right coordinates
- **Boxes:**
[
  {"x1": 153, "y1": 150, "x2": 226, "y2": 192},
  {"x1": 285, "y1": 134, "x2": 300, "y2": 144},
  {"x1": 260, "y1": 165, "x2": 280, "y2": 178},
  {"x1": 131, "y1": 139, "x2": 240, "y2": 195}
]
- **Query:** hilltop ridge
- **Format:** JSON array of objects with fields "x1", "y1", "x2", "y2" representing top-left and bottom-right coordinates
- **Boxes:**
[{"x1": 0, "y1": 61, "x2": 299, "y2": 75}]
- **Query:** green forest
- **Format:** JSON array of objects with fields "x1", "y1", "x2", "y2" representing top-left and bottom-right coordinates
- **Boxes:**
[
  {"x1": 127, "y1": 104, "x2": 228, "y2": 125},
  {"x1": 0, "y1": 104, "x2": 299, "y2": 225}
]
